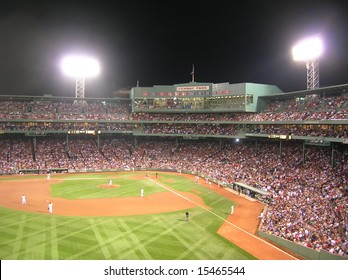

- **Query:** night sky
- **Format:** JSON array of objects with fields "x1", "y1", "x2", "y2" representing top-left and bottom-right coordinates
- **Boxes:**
[{"x1": 0, "y1": 0, "x2": 347, "y2": 97}]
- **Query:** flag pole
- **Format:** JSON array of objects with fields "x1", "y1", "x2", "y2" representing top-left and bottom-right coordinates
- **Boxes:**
[{"x1": 191, "y1": 64, "x2": 195, "y2": 82}]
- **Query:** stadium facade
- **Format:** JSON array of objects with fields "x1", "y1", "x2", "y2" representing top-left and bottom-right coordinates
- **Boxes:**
[
  {"x1": 131, "y1": 81, "x2": 282, "y2": 112},
  {"x1": 0, "y1": 81, "x2": 347, "y2": 172}
]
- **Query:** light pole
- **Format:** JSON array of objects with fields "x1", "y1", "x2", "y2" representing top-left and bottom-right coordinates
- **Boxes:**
[
  {"x1": 292, "y1": 36, "x2": 323, "y2": 90},
  {"x1": 61, "y1": 55, "x2": 100, "y2": 101}
]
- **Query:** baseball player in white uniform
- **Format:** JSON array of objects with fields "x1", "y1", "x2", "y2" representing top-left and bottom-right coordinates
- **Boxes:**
[
  {"x1": 48, "y1": 201, "x2": 53, "y2": 214},
  {"x1": 21, "y1": 194, "x2": 26, "y2": 205}
]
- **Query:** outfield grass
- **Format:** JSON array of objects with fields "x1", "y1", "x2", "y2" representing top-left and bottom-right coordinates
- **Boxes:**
[{"x1": 0, "y1": 172, "x2": 257, "y2": 260}]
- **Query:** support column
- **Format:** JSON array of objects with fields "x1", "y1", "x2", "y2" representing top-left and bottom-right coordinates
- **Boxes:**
[
  {"x1": 331, "y1": 145, "x2": 335, "y2": 167},
  {"x1": 33, "y1": 137, "x2": 37, "y2": 152},
  {"x1": 279, "y1": 140, "x2": 282, "y2": 159}
]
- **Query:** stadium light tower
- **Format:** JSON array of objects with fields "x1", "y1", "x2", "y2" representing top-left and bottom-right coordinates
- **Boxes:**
[
  {"x1": 61, "y1": 55, "x2": 100, "y2": 100},
  {"x1": 292, "y1": 36, "x2": 323, "y2": 90}
]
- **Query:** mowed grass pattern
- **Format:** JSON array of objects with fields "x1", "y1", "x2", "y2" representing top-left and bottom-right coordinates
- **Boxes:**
[{"x1": 0, "y1": 172, "x2": 256, "y2": 260}]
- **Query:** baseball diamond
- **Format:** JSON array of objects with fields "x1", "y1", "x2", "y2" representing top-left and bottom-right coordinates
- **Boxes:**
[{"x1": 0, "y1": 171, "x2": 297, "y2": 260}]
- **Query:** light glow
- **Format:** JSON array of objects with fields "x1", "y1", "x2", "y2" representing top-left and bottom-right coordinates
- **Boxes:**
[
  {"x1": 61, "y1": 55, "x2": 100, "y2": 77},
  {"x1": 292, "y1": 36, "x2": 323, "y2": 61}
]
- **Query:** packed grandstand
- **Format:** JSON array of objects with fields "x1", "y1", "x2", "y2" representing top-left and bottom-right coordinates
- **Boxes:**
[{"x1": 0, "y1": 81, "x2": 347, "y2": 257}]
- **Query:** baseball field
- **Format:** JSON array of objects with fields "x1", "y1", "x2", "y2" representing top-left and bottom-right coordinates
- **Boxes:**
[{"x1": 0, "y1": 171, "x2": 297, "y2": 260}]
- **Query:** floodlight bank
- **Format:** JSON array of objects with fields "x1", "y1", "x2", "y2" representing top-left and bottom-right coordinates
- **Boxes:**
[
  {"x1": 61, "y1": 55, "x2": 100, "y2": 77},
  {"x1": 292, "y1": 36, "x2": 323, "y2": 61}
]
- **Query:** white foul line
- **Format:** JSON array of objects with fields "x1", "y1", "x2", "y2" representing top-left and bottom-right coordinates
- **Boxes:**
[{"x1": 148, "y1": 177, "x2": 298, "y2": 260}]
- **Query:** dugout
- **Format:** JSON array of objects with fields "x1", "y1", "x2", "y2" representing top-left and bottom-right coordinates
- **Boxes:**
[{"x1": 231, "y1": 182, "x2": 270, "y2": 202}]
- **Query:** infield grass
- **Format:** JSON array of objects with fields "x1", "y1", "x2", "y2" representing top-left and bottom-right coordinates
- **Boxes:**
[{"x1": 0, "y1": 172, "x2": 256, "y2": 260}]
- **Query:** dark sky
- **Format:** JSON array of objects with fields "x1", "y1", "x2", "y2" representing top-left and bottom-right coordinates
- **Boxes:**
[{"x1": 0, "y1": 0, "x2": 347, "y2": 97}]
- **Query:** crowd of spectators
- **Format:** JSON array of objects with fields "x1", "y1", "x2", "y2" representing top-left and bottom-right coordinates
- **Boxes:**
[
  {"x1": 0, "y1": 94, "x2": 347, "y2": 122},
  {"x1": 134, "y1": 94, "x2": 347, "y2": 121},
  {"x1": 0, "y1": 100, "x2": 131, "y2": 120},
  {"x1": 0, "y1": 122, "x2": 133, "y2": 133},
  {"x1": 249, "y1": 125, "x2": 348, "y2": 138},
  {"x1": 0, "y1": 121, "x2": 346, "y2": 139},
  {"x1": 0, "y1": 94, "x2": 347, "y2": 139},
  {"x1": 143, "y1": 123, "x2": 239, "y2": 136}
]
